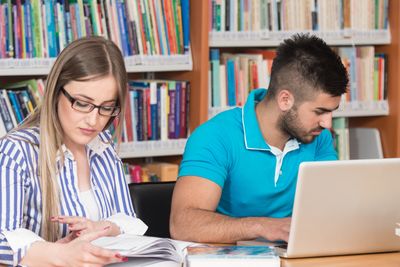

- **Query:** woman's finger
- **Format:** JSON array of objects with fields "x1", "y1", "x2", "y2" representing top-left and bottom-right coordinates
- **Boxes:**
[
  {"x1": 55, "y1": 216, "x2": 88, "y2": 225},
  {"x1": 78, "y1": 226, "x2": 111, "y2": 242},
  {"x1": 86, "y1": 245, "x2": 128, "y2": 264}
]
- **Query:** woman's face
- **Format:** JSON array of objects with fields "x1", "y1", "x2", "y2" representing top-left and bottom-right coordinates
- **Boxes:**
[{"x1": 57, "y1": 75, "x2": 119, "y2": 151}]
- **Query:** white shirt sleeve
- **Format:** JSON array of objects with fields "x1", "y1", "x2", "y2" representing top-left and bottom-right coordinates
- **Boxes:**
[
  {"x1": 2, "y1": 228, "x2": 44, "y2": 251},
  {"x1": 106, "y1": 212, "x2": 148, "y2": 235}
]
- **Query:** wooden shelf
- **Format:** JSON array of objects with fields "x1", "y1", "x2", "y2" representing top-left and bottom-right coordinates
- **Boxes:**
[
  {"x1": 118, "y1": 139, "x2": 187, "y2": 159},
  {"x1": 209, "y1": 29, "x2": 391, "y2": 47},
  {"x1": 208, "y1": 100, "x2": 389, "y2": 119},
  {"x1": 0, "y1": 54, "x2": 193, "y2": 76}
]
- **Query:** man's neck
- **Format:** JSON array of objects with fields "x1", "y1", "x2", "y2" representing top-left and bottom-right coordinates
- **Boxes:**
[{"x1": 255, "y1": 100, "x2": 290, "y2": 151}]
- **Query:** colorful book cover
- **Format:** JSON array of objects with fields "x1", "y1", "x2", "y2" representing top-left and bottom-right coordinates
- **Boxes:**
[{"x1": 186, "y1": 246, "x2": 279, "y2": 267}]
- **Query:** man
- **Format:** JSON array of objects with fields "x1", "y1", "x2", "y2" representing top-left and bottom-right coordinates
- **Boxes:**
[{"x1": 170, "y1": 34, "x2": 349, "y2": 243}]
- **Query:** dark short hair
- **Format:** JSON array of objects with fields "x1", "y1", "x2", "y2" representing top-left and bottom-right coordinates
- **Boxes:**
[{"x1": 267, "y1": 34, "x2": 349, "y2": 102}]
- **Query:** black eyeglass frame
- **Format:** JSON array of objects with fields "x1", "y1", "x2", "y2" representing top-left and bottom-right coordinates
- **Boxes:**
[{"x1": 60, "y1": 87, "x2": 121, "y2": 117}]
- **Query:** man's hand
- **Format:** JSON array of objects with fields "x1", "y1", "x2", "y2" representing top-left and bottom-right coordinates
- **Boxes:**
[{"x1": 255, "y1": 217, "x2": 291, "y2": 242}]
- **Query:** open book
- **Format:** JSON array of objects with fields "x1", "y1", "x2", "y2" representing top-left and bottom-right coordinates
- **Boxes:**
[{"x1": 92, "y1": 234, "x2": 194, "y2": 263}]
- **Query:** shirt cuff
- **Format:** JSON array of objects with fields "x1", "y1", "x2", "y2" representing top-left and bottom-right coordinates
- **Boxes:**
[
  {"x1": 2, "y1": 228, "x2": 44, "y2": 252},
  {"x1": 106, "y1": 213, "x2": 148, "y2": 235}
]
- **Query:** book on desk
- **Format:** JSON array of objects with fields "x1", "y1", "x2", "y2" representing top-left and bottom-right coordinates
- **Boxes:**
[{"x1": 185, "y1": 245, "x2": 280, "y2": 267}]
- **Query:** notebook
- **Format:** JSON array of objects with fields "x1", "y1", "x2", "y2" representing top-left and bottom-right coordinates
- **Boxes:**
[{"x1": 241, "y1": 158, "x2": 400, "y2": 258}]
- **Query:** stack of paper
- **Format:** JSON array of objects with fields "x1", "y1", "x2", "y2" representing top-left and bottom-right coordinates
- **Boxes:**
[{"x1": 93, "y1": 234, "x2": 193, "y2": 263}]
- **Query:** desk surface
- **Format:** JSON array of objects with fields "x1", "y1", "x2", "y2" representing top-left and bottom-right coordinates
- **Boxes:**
[{"x1": 281, "y1": 252, "x2": 400, "y2": 267}]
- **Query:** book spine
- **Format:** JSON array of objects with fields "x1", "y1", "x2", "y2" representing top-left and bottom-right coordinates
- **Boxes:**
[
  {"x1": 0, "y1": 93, "x2": 15, "y2": 131},
  {"x1": 179, "y1": 81, "x2": 186, "y2": 138},
  {"x1": 1, "y1": 89, "x2": 18, "y2": 127},
  {"x1": 149, "y1": 81, "x2": 158, "y2": 140},
  {"x1": 167, "y1": 81, "x2": 176, "y2": 139},
  {"x1": 7, "y1": 90, "x2": 23, "y2": 123},
  {"x1": 174, "y1": 81, "x2": 180, "y2": 138}
]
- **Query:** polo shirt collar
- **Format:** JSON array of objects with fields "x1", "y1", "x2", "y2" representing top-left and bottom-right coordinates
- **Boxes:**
[
  {"x1": 242, "y1": 88, "x2": 271, "y2": 150},
  {"x1": 242, "y1": 88, "x2": 301, "y2": 151}
]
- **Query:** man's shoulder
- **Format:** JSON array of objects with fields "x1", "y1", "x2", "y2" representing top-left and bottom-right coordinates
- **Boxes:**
[{"x1": 198, "y1": 107, "x2": 242, "y2": 132}]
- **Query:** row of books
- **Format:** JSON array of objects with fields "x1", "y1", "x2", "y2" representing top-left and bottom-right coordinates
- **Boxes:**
[
  {"x1": 0, "y1": 0, "x2": 190, "y2": 59},
  {"x1": 119, "y1": 79, "x2": 190, "y2": 143},
  {"x1": 209, "y1": 0, "x2": 389, "y2": 33},
  {"x1": 122, "y1": 161, "x2": 178, "y2": 184},
  {"x1": 0, "y1": 78, "x2": 190, "y2": 144},
  {"x1": 0, "y1": 79, "x2": 44, "y2": 137},
  {"x1": 209, "y1": 48, "x2": 275, "y2": 107},
  {"x1": 337, "y1": 46, "x2": 387, "y2": 103},
  {"x1": 208, "y1": 47, "x2": 387, "y2": 109}
]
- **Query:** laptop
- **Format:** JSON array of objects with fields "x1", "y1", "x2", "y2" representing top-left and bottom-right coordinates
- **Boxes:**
[{"x1": 276, "y1": 158, "x2": 400, "y2": 258}]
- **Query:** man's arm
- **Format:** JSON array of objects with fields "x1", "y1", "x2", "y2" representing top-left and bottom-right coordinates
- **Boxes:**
[{"x1": 170, "y1": 176, "x2": 291, "y2": 243}]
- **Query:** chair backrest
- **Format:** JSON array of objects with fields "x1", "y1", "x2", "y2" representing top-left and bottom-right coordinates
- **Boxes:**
[
  {"x1": 129, "y1": 181, "x2": 175, "y2": 238},
  {"x1": 349, "y1": 128, "x2": 383, "y2": 159}
]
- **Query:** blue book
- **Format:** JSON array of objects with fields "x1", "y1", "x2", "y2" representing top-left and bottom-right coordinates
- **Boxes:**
[
  {"x1": 24, "y1": 0, "x2": 33, "y2": 58},
  {"x1": 116, "y1": 0, "x2": 131, "y2": 56},
  {"x1": 45, "y1": 0, "x2": 58, "y2": 57},
  {"x1": 181, "y1": 0, "x2": 189, "y2": 53},
  {"x1": 226, "y1": 59, "x2": 236, "y2": 106},
  {"x1": 7, "y1": 91, "x2": 24, "y2": 123}
]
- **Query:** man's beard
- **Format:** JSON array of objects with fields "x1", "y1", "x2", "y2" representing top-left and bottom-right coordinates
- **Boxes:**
[{"x1": 278, "y1": 108, "x2": 324, "y2": 144}]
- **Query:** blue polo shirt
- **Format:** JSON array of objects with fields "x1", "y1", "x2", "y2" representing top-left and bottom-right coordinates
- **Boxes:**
[{"x1": 179, "y1": 89, "x2": 337, "y2": 218}]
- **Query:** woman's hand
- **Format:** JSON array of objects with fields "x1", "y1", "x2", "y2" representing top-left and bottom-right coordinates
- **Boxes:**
[
  {"x1": 20, "y1": 227, "x2": 127, "y2": 267},
  {"x1": 52, "y1": 216, "x2": 121, "y2": 237}
]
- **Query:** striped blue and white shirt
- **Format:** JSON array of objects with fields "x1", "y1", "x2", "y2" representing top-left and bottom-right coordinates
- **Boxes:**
[{"x1": 0, "y1": 127, "x2": 147, "y2": 266}]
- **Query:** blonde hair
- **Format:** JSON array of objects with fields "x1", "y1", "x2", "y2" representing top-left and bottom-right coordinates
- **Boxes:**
[{"x1": 18, "y1": 36, "x2": 127, "y2": 241}]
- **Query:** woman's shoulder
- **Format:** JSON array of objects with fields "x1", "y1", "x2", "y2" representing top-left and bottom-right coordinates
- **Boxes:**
[
  {"x1": 0, "y1": 127, "x2": 39, "y2": 166},
  {"x1": 1, "y1": 126, "x2": 40, "y2": 147}
]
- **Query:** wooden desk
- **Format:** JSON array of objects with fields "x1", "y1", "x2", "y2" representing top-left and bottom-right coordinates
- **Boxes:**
[{"x1": 281, "y1": 252, "x2": 400, "y2": 267}]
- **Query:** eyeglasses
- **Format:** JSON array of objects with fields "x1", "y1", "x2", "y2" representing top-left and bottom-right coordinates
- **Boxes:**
[{"x1": 60, "y1": 87, "x2": 121, "y2": 117}]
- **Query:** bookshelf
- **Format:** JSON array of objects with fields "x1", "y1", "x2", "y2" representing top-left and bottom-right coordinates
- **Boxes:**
[
  {"x1": 2, "y1": 1, "x2": 399, "y2": 159},
  {"x1": 118, "y1": 139, "x2": 186, "y2": 159},
  {"x1": 204, "y1": 1, "x2": 398, "y2": 158},
  {"x1": 209, "y1": 100, "x2": 390, "y2": 120},
  {"x1": 349, "y1": 0, "x2": 400, "y2": 158},
  {"x1": 0, "y1": 0, "x2": 207, "y2": 161},
  {"x1": 209, "y1": 30, "x2": 391, "y2": 47},
  {"x1": 0, "y1": 55, "x2": 193, "y2": 76}
]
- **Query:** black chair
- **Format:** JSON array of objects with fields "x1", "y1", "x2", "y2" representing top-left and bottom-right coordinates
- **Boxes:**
[{"x1": 129, "y1": 181, "x2": 175, "y2": 238}]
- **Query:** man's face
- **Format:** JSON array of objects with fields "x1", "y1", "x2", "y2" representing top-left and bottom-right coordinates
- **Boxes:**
[{"x1": 278, "y1": 92, "x2": 341, "y2": 143}]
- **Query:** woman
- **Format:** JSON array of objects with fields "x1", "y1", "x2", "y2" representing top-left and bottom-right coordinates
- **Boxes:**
[{"x1": 0, "y1": 36, "x2": 147, "y2": 266}]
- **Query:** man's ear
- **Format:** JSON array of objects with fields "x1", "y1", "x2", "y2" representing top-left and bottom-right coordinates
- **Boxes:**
[{"x1": 277, "y1": 89, "x2": 295, "y2": 111}]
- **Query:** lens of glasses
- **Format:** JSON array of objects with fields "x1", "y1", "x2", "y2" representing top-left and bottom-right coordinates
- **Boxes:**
[
  {"x1": 72, "y1": 100, "x2": 94, "y2": 112},
  {"x1": 72, "y1": 100, "x2": 120, "y2": 116},
  {"x1": 99, "y1": 106, "x2": 121, "y2": 116}
]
